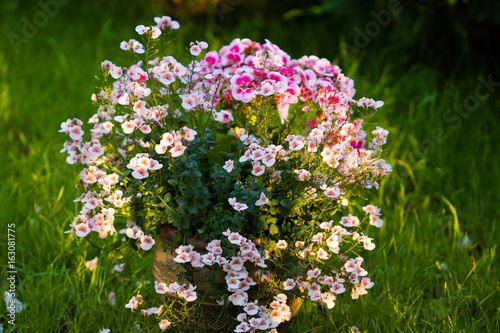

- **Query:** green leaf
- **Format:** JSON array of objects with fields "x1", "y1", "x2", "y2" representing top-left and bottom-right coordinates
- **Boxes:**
[
  {"x1": 256, "y1": 219, "x2": 266, "y2": 230},
  {"x1": 187, "y1": 204, "x2": 199, "y2": 214},
  {"x1": 269, "y1": 224, "x2": 279, "y2": 235},
  {"x1": 167, "y1": 179, "x2": 177, "y2": 186},
  {"x1": 179, "y1": 219, "x2": 190, "y2": 229},
  {"x1": 267, "y1": 217, "x2": 277, "y2": 224},
  {"x1": 145, "y1": 184, "x2": 155, "y2": 194},
  {"x1": 277, "y1": 207, "x2": 288, "y2": 216},
  {"x1": 176, "y1": 197, "x2": 187, "y2": 206},
  {"x1": 207, "y1": 134, "x2": 237, "y2": 162},
  {"x1": 108, "y1": 250, "x2": 123, "y2": 260},
  {"x1": 280, "y1": 199, "x2": 292, "y2": 208},
  {"x1": 109, "y1": 240, "x2": 122, "y2": 250},
  {"x1": 204, "y1": 270, "x2": 215, "y2": 283}
]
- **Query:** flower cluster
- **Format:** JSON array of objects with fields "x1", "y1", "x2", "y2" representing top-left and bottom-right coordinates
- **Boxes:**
[
  {"x1": 166, "y1": 230, "x2": 287, "y2": 331},
  {"x1": 60, "y1": 15, "x2": 391, "y2": 332}
]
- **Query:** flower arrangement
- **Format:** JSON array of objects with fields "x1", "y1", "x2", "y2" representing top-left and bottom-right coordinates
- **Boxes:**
[{"x1": 60, "y1": 15, "x2": 391, "y2": 332}]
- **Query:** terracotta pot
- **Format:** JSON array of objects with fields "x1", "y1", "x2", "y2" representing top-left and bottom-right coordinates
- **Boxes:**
[
  {"x1": 152, "y1": 225, "x2": 224, "y2": 306},
  {"x1": 152, "y1": 224, "x2": 304, "y2": 331}
]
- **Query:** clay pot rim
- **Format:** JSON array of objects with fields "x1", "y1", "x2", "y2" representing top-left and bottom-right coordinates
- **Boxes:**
[{"x1": 159, "y1": 224, "x2": 208, "y2": 250}]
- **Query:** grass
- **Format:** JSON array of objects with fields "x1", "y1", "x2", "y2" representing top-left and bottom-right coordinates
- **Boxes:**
[{"x1": 1, "y1": 1, "x2": 499, "y2": 332}]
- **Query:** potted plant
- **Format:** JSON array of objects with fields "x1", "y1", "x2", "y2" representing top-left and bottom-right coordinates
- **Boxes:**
[{"x1": 60, "y1": 16, "x2": 391, "y2": 332}]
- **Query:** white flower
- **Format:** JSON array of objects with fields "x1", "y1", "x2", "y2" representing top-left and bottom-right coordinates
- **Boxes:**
[
  {"x1": 255, "y1": 192, "x2": 269, "y2": 206},
  {"x1": 139, "y1": 235, "x2": 155, "y2": 250},
  {"x1": 223, "y1": 159, "x2": 234, "y2": 172}
]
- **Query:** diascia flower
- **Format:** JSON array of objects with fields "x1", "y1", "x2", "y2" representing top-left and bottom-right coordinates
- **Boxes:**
[{"x1": 60, "y1": 15, "x2": 391, "y2": 333}]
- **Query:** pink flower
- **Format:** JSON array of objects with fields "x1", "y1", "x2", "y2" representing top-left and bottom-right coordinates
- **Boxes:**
[
  {"x1": 234, "y1": 322, "x2": 250, "y2": 332},
  {"x1": 173, "y1": 252, "x2": 191, "y2": 263},
  {"x1": 255, "y1": 192, "x2": 269, "y2": 206},
  {"x1": 131, "y1": 167, "x2": 149, "y2": 180},
  {"x1": 75, "y1": 223, "x2": 91, "y2": 237},
  {"x1": 159, "y1": 319, "x2": 171, "y2": 331},
  {"x1": 213, "y1": 109, "x2": 234, "y2": 123},
  {"x1": 289, "y1": 139, "x2": 304, "y2": 151},
  {"x1": 233, "y1": 202, "x2": 248, "y2": 212},
  {"x1": 228, "y1": 232, "x2": 243, "y2": 245},
  {"x1": 135, "y1": 25, "x2": 150, "y2": 35},
  {"x1": 307, "y1": 268, "x2": 321, "y2": 278},
  {"x1": 125, "y1": 296, "x2": 139, "y2": 310},
  {"x1": 189, "y1": 41, "x2": 208, "y2": 56},
  {"x1": 161, "y1": 132, "x2": 175, "y2": 146},
  {"x1": 277, "y1": 101, "x2": 290, "y2": 124},
  {"x1": 340, "y1": 214, "x2": 360, "y2": 228},
  {"x1": 311, "y1": 233, "x2": 323, "y2": 243},
  {"x1": 223, "y1": 159, "x2": 234, "y2": 172},
  {"x1": 182, "y1": 289, "x2": 197, "y2": 302},
  {"x1": 324, "y1": 186, "x2": 341, "y2": 199},
  {"x1": 363, "y1": 204, "x2": 381, "y2": 215},
  {"x1": 317, "y1": 247, "x2": 330, "y2": 260},
  {"x1": 358, "y1": 235, "x2": 376, "y2": 250},
  {"x1": 121, "y1": 121, "x2": 135, "y2": 134},
  {"x1": 319, "y1": 221, "x2": 333, "y2": 230},
  {"x1": 251, "y1": 161, "x2": 265, "y2": 176},
  {"x1": 182, "y1": 127, "x2": 197, "y2": 141},
  {"x1": 228, "y1": 290, "x2": 248, "y2": 306},
  {"x1": 140, "y1": 234, "x2": 155, "y2": 250},
  {"x1": 112, "y1": 263, "x2": 124, "y2": 273},
  {"x1": 180, "y1": 93, "x2": 198, "y2": 110},
  {"x1": 151, "y1": 27, "x2": 161, "y2": 39},
  {"x1": 369, "y1": 214, "x2": 384, "y2": 227},
  {"x1": 68, "y1": 126, "x2": 84, "y2": 140},
  {"x1": 350, "y1": 326, "x2": 360, "y2": 333},
  {"x1": 155, "y1": 281, "x2": 169, "y2": 294},
  {"x1": 119, "y1": 41, "x2": 130, "y2": 51},
  {"x1": 133, "y1": 100, "x2": 147, "y2": 115},
  {"x1": 276, "y1": 240, "x2": 287, "y2": 249},
  {"x1": 330, "y1": 282, "x2": 345, "y2": 294},
  {"x1": 106, "y1": 292, "x2": 116, "y2": 306},
  {"x1": 109, "y1": 65, "x2": 122, "y2": 79},
  {"x1": 118, "y1": 92, "x2": 131, "y2": 105},
  {"x1": 361, "y1": 277, "x2": 375, "y2": 289},
  {"x1": 344, "y1": 259, "x2": 357, "y2": 272},
  {"x1": 262, "y1": 153, "x2": 276, "y2": 167},
  {"x1": 321, "y1": 292, "x2": 336, "y2": 309},
  {"x1": 170, "y1": 141, "x2": 186, "y2": 157},
  {"x1": 85, "y1": 257, "x2": 98, "y2": 271},
  {"x1": 260, "y1": 81, "x2": 275, "y2": 96},
  {"x1": 251, "y1": 149, "x2": 265, "y2": 161},
  {"x1": 283, "y1": 279, "x2": 296, "y2": 290}
]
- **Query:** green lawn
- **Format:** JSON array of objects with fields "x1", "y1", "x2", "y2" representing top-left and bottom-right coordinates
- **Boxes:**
[{"x1": 1, "y1": 1, "x2": 498, "y2": 332}]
